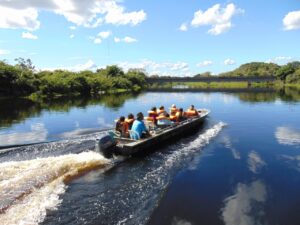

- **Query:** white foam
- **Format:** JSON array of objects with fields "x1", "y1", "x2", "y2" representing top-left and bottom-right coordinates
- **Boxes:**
[
  {"x1": 0, "y1": 151, "x2": 110, "y2": 225},
  {"x1": 162, "y1": 122, "x2": 227, "y2": 170}
]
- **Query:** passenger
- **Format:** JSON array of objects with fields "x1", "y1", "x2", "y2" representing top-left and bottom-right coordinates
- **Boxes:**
[
  {"x1": 157, "y1": 106, "x2": 167, "y2": 116},
  {"x1": 115, "y1": 116, "x2": 129, "y2": 137},
  {"x1": 175, "y1": 108, "x2": 186, "y2": 122},
  {"x1": 125, "y1": 113, "x2": 135, "y2": 130},
  {"x1": 185, "y1": 105, "x2": 199, "y2": 117},
  {"x1": 170, "y1": 104, "x2": 178, "y2": 116},
  {"x1": 131, "y1": 112, "x2": 150, "y2": 140},
  {"x1": 157, "y1": 113, "x2": 173, "y2": 126},
  {"x1": 170, "y1": 104, "x2": 179, "y2": 121},
  {"x1": 147, "y1": 107, "x2": 158, "y2": 125}
]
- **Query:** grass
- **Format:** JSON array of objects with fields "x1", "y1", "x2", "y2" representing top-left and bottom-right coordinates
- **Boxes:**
[{"x1": 148, "y1": 81, "x2": 279, "y2": 89}]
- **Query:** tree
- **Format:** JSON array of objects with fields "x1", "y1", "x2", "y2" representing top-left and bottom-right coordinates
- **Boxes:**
[
  {"x1": 105, "y1": 65, "x2": 124, "y2": 77},
  {"x1": 287, "y1": 61, "x2": 300, "y2": 70},
  {"x1": 276, "y1": 64, "x2": 295, "y2": 81},
  {"x1": 194, "y1": 72, "x2": 211, "y2": 77},
  {"x1": 125, "y1": 69, "x2": 147, "y2": 87},
  {"x1": 286, "y1": 68, "x2": 300, "y2": 83},
  {"x1": 220, "y1": 62, "x2": 280, "y2": 77},
  {"x1": 14, "y1": 58, "x2": 35, "y2": 71}
]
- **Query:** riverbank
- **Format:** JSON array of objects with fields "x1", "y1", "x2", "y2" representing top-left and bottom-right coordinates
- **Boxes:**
[{"x1": 148, "y1": 81, "x2": 278, "y2": 89}]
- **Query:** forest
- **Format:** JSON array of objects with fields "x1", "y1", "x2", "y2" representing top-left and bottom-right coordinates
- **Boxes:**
[{"x1": 0, "y1": 58, "x2": 147, "y2": 97}]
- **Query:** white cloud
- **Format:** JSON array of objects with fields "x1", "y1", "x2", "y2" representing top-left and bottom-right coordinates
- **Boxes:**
[
  {"x1": 266, "y1": 56, "x2": 293, "y2": 64},
  {"x1": 283, "y1": 10, "x2": 300, "y2": 30},
  {"x1": 0, "y1": 49, "x2": 10, "y2": 55},
  {"x1": 118, "y1": 59, "x2": 192, "y2": 77},
  {"x1": 98, "y1": 31, "x2": 111, "y2": 39},
  {"x1": 104, "y1": 1, "x2": 146, "y2": 26},
  {"x1": 94, "y1": 38, "x2": 102, "y2": 44},
  {"x1": 179, "y1": 23, "x2": 188, "y2": 31},
  {"x1": 169, "y1": 62, "x2": 188, "y2": 71},
  {"x1": 224, "y1": 58, "x2": 235, "y2": 65},
  {"x1": 0, "y1": 6, "x2": 40, "y2": 31},
  {"x1": 208, "y1": 22, "x2": 231, "y2": 35},
  {"x1": 21, "y1": 32, "x2": 38, "y2": 40},
  {"x1": 114, "y1": 36, "x2": 137, "y2": 43},
  {"x1": 69, "y1": 59, "x2": 97, "y2": 71},
  {"x1": 43, "y1": 59, "x2": 97, "y2": 72},
  {"x1": 90, "y1": 30, "x2": 111, "y2": 44},
  {"x1": 69, "y1": 26, "x2": 76, "y2": 30},
  {"x1": 191, "y1": 3, "x2": 243, "y2": 35},
  {"x1": 0, "y1": 0, "x2": 146, "y2": 30},
  {"x1": 114, "y1": 37, "x2": 121, "y2": 43},
  {"x1": 197, "y1": 60, "x2": 213, "y2": 67},
  {"x1": 123, "y1": 36, "x2": 137, "y2": 43},
  {"x1": 70, "y1": 34, "x2": 75, "y2": 39}
]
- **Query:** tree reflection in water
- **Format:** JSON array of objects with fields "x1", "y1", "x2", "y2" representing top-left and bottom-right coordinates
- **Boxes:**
[{"x1": 0, "y1": 93, "x2": 139, "y2": 128}]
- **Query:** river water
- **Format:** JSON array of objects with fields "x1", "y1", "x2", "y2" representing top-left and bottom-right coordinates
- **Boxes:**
[{"x1": 0, "y1": 89, "x2": 300, "y2": 225}]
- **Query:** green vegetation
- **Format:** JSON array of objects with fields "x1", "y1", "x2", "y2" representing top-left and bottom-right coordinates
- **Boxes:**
[
  {"x1": 220, "y1": 62, "x2": 280, "y2": 77},
  {"x1": 0, "y1": 59, "x2": 147, "y2": 97},
  {"x1": 149, "y1": 62, "x2": 300, "y2": 90},
  {"x1": 1, "y1": 59, "x2": 300, "y2": 97},
  {"x1": 219, "y1": 61, "x2": 300, "y2": 84},
  {"x1": 149, "y1": 82, "x2": 249, "y2": 89}
]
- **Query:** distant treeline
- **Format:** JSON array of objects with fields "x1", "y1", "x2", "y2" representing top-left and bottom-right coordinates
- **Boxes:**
[
  {"x1": 149, "y1": 61, "x2": 300, "y2": 84},
  {"x1": 0, "y1": 58, "x2": 147, "y2": 97},
  {"x1": 196, "y1": 61, "x2": 300, "y2": 83}
]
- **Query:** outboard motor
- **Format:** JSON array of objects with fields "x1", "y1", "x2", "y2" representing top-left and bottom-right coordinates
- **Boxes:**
[{"x1": 95, "y1": 134, "x2": 116, "y2": 158}]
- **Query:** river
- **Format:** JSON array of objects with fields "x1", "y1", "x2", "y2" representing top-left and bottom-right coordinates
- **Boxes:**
[{"x1": 0, "y1": 89, "x2": 300, "y2": 225}]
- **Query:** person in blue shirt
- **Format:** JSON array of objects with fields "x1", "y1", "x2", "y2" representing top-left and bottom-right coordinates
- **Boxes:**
[{"x1": 131, "y1": 112, "x2": 150, "y2": 140}]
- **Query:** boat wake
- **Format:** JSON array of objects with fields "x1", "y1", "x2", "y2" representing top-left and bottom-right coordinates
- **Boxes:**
[
  {"x1": 89, "y1": 121, "x2": 227, "y2": 225},
  {"x1": 0, "y1": 122, "x2": 226, "y2": 225},
  {"x1": 0, "y1": 151, "x2": 110, "y2": 225}
]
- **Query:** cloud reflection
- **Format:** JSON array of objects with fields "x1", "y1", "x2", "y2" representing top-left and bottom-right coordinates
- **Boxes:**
[
  {"x1": 172, "y1": 217, "x2": 193, "y2": 225},
  {"x1": 59, "y1": 127, "x2": 102, "y2": 138},
  {"x1": 59, "y1": 118, "x2": 113, "y2": 138},
  {"x1": 222, "y1": 135, "x2": 241, "y2": 160},
  {"x1": 222, "y1": 94, "x2": 235, "y2": 104},
  {"x1": 281, "y1": 155, "x2": 300, "y2": 172},
  {"x1": 248, "y1": 151, "x2": 266, "y2": 174},
  {"x1": 0, "y1": 123, "x2": 48, "y2": 146},
  {"x1": 97, "y1": 117, "x2": 113, "y2": 128},
  {"x1": 139, "y1": 93, "x2": 186, "y2": 105},
  {"x1": 222, "y1": 180, "x2": 267, "y2": 225},
  {"x1": 275, "y1": 126, "x2": 300, "y2": 146}
]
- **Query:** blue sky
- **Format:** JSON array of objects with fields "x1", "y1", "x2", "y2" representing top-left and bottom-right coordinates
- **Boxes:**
[{"x1": 0, "y1": 0, "x2": 299, "y2": 76}]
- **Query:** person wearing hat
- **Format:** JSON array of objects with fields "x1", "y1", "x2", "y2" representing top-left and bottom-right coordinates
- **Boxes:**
[{"x1": 170, "y1": 104, "x2": 179, "y2": 121}]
